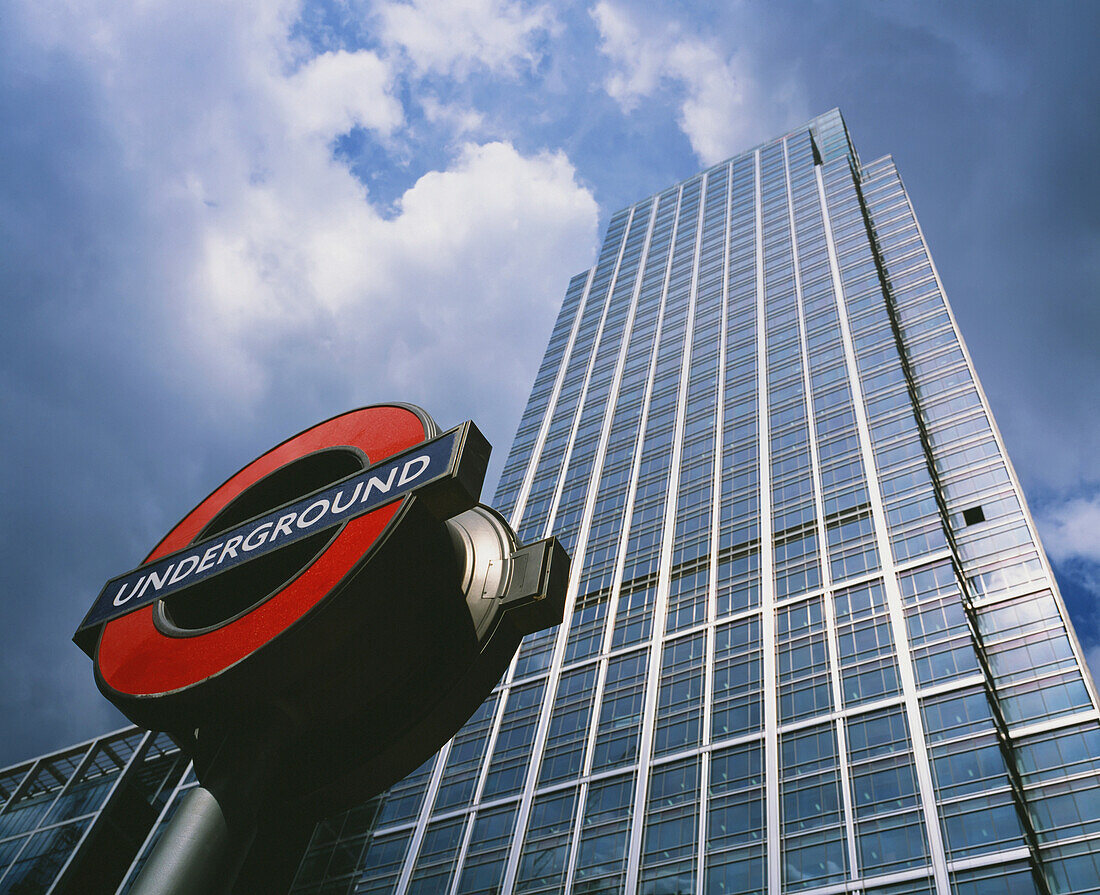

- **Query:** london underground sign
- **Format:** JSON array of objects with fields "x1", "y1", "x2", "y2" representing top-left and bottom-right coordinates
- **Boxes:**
[
  {"x1": 75, "y1": 422, "x2": 476, "y2": 642},
  {"x1": 75, "y1": 404, "x2": 568, "y2": 894}
]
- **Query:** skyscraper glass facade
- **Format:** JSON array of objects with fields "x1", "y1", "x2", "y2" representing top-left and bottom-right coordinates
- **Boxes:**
[{"x1": 2, "y1": 109, "x2": 1099, "y2": 894}]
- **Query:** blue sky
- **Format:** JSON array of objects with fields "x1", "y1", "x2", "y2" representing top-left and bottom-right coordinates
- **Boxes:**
[{"x1": 1, "y1": 0, "x2": 1098, "y2": 766}]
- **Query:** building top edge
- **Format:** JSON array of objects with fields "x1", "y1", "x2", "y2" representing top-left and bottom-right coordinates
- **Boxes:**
[{"x1": 610, "y1": 107, "x2": 855, "y2": 216}]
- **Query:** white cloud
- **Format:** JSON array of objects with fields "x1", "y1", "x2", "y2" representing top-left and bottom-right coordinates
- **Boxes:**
[
  {"x1": 12, "y1": 0, "x2": 597, "y2": 422},
  {"x1": 420, "y1": 95, "x2": 486, "y2": 136},
  {"x1": 591, "y1": 0, "x2": 803, "y2": 165},
  {"x1": 281, "y1": 49, "x2": 404, "y2": 141},
  {"x1": 591, "y1": 0, "x2": 663, "y2": 105},
  {"x1": 375, "y1": 0, "x2": 555, "y2": 78},
  {"x1": 191, "y1": 139, "x2": 598, "y2": 418},
  {"x1": 1036, "y1": 494, "x2": 1100, "y2": 565}
]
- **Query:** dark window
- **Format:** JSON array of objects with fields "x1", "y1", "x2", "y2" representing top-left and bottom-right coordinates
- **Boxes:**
[{"x1": 962, "y1": 505, "x2": 985, "y2": 526}]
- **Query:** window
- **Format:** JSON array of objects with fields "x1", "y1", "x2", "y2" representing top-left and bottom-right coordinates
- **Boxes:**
[
  {"x1": 950, "y1": 859, "x2": 1042, "y2": 894},
  {"x1": 962, "y1": 505, "x2": 985, "y2": 526},
  {"x1": 540, "y1": 666, "x2": 599, "y2": 785},
  {"x1": 781, "y1": 723, "x2": 847, "y2": 890},
  {"x1": 654, "y1": 634, "x2": 705, "y2": 756},
  {"x1": 592, "y1": 650, "x2": 648, "y2": 770},
  {"x1": 833, "y1": 579, "x2": 900, "y2": 706},
  {"x1": 846, "y1": 708, "x2": 929, "y2": 875},
  {"x1": 712, "y1": 616, "x2": 763, "y2": 740},
  {"x1": 454, "y1": 805, "x2": 518, "y2": 895},
  {"x1": 482, "y1": 682, "x2": 545, "y2": 800},
  {"x1": 940, "y1": 792, "x2": 1026, "y2": 860},
  {"x1": 574, "y1": 774, "x2": 635, "y2": 893},
  {"x1": 640, "y1": 758, "x2": 699, "y2": 894},
  {"x1": 353, "y1": 830, "x2": 413, "y2": 895},
  {"x1": 406, "y1": 817, "x2": 467, "y2": 895},
  {"x1": 434, "y1": 697, "x2": 497, "y2": 812},
  {"x1": 777, "y1": 598, "x2": 833, "y2": 723},
  {"x1": 514, "y1": 788, "x2": 576, "y2": 894}
]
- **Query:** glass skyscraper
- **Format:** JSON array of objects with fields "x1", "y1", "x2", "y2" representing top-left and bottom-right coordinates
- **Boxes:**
[{"x1": 2, "y1": 109, "x2": 1099, "y2": 894}]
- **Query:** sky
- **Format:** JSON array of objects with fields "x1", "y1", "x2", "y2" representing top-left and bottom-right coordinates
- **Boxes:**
[{"x1": 1, "y1": 0, "x2": 1098, "y2": 768}]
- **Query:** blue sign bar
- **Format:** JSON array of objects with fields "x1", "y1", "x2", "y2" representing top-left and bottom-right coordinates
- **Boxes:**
[{"x1": 77, "y1": 427, "x2": 464, "y2": 635}]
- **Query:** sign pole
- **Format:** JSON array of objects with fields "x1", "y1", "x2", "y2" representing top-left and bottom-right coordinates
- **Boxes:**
[
  {"x1": 128, "y1": 714, "x2": 289, "y2": 894},
  {"x1": 127, "y1": 786, "x2": 252, "y2": 895}
]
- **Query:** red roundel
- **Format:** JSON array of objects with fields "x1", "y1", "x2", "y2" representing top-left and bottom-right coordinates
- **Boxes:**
[{"x1": 95, "y1": 405, "x2": 433, "y2": 698}]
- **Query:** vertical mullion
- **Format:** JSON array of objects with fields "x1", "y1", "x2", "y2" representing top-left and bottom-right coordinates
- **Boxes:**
[
  {"x1": 421, "y1": 229, "x2": 617, "y2": 895},
  {"x1": 503, "y1": 269, "x2": 596, "y2": 690},
  {"x1": 499, "y1": 200, "x2": 655, "y2": 894},
  {"x1": 815, "y1": 164, "x2": 951, "y2": 895},
  {"x1": 567, "y1": 195, "x2": 659, "y2": 668},
  {"x1": 541, "y1": 207, "x2": 633, "y2": 542},
  {"x1": 508, "y1": 268, "x2": 593, "y2": 531},
  {"x1": 697, "y1": 161, "x2": 732, "y2": 895},
  {"x1": 615, "y1": 183, "x2": 685, "y2": 891},
  {"x1": 0, "y1": 763, "x2": 32, "y2": 817},
  {"x1": 624, "y1": 173, "x2": 708, "y2": 895},
  {"x1": 562, "y1": 191, "x2": 682, "y2": 895},
  {"x1": 394, "y1": 743, "x2": 454, "y2": 895},
  {"x1": 594, "y1": 199, "x2": 665, "y2": 666},
  {"x1": 756, "y1": 147, "x2": 782, "y2": 895},
  {"x1": 783, "y1": 139, "x2": 860, "y2": 880},
  {"x1": 445, "y1": 805, "x2": 475, "y2": 895}
]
